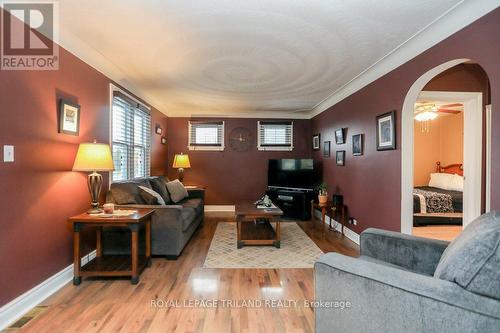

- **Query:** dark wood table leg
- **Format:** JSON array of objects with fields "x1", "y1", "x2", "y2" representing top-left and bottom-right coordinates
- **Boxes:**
[
  {"x1": 321, "y1": 207, "x2": 326, "y2": 237},
  {"x1": 341, "y1": 206, "x2": 346, "y2": 235},
  {"x1": 96, "y1": 227, "x2": 102, "y2": 257},
  {"x1": 130, "y1": 223, "x2": 139, "y2": 284},
  {"x1": 73, "y1": 223, "x2": 82, "y2": 285},
  {"x1": 236, "y1": 215, "x2": 243, "y2": 249},
  {"x1": 274, "y1": 218, "x2": 281, "y2": 248},
  {"x1": 146, "y1": 218, "x2": 152, "y2": 267}
]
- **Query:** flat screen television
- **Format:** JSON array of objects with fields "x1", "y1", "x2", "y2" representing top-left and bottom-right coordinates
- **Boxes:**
[{"x1": 268, "y1": 159, "x2": 316, "y2": 190}]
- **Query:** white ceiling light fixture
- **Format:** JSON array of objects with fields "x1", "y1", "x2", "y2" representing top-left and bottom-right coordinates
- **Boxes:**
[
  {"x1": 414, "y1": 103, "x2": 439, "y2": 133},
  {"x1": 414, "y1": 104, "x2": 439, "y2": 122}
]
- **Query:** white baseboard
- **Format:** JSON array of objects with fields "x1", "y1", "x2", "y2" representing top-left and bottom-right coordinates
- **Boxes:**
[
  {"x1": 0, "y1": 250, "x2": 96, "y2": 330},
  {"x1": 204, "y1": 205, "x2": 235, "y2": 212},
  {"x1": 314, "y1": 210, "x2": 360, "y2": 245}
]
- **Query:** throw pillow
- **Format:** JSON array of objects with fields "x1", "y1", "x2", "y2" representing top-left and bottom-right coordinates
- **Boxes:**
[
  {"x1": 138, "y1": 186, "x2": 166, "y2": 205},
  {"x1": 447, "y1": 174, "x2": 464, "y2": 192},
  {"x1": 149, "y1": 176, "x2": 171, "y2": 204},
  {"x1": 166, "y1": 179, "x2": 189, "y2": 203},
  {"x1": 428, "y1": 173, "x2": 455, "y2": 190},
  {"x1": 434, "y1": 211, "x2": 500, "y2": 299},
  {"x1": 110, "y1": 180, "x2": 150, "y2": 205}
]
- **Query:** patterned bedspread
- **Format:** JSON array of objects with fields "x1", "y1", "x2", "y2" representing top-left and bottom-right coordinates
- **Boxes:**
[{"x1": 413, "y1": 189, "x2": 454, "y2": 214}]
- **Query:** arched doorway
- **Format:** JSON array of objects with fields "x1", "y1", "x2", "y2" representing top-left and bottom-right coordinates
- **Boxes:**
[{"x1": 401, "y1": 59, "x2": 489, "y2": 235}]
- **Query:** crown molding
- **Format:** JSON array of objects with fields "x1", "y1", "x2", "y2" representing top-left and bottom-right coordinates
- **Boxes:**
[
  {"x1": 58, "y1": 29, "x2": 165, "y2": 113},
  {"x1": 308, "y1": 0, "x2": 499, "y2": 118},
  {"x1": 56, "y1": 1, "x2": 498, "y2": 119},
  {"x1": 180, "y1": 110, "x2": 311, "y2": 119}
]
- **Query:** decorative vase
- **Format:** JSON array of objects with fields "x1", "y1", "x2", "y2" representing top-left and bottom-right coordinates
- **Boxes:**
[{"x1": 318, "y1": 194, "x2": 328, "y2": 204}]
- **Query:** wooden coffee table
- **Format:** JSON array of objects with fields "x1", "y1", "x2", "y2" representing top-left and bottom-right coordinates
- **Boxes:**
[
  {"x1": 235, "y1": 203, "x2": 283, "y2": 248},
  {"x1": 68, "y1": 208, "x2": 155, "y2": 285}
]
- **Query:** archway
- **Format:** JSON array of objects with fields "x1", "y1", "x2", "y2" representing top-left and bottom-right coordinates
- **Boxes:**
[{"x1": 400, "y1": 59, "x2": 487, "y2": 235}]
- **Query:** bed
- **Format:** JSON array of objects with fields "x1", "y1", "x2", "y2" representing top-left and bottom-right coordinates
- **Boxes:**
[{"x1": 413, "y1": 162, "x2": 463, "y2": 227}]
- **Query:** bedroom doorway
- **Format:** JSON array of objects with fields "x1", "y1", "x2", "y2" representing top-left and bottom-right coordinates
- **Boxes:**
[
  {"x1": 412, "y1": 94, "x2": 465, "y2": 241},
  {"x1": 401, "y1": 59, "x2": 490, "y2": 239}
]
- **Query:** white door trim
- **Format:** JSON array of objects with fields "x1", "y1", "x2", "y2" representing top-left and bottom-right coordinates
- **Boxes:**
[
  {"x1": 485, "y1": 104, "x2": 492, "y2": 213},
  {"x1": 417, "y1": 91, "x2": 483, "y2": 229}
]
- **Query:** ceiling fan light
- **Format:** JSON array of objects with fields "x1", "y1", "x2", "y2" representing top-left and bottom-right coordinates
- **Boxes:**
[{"x1": 414, "y1": 111, "x2": 438, "y2": 122}]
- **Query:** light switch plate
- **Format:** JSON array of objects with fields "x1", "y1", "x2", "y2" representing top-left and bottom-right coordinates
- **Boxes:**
[{"x1": 3, "y1": 145, "x2": 14, "y2": 162}]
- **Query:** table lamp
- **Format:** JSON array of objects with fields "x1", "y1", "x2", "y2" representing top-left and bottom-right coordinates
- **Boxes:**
[
  {"x1": 73, "y1": 140, "x2": 115, "y2": 213},
  {"x1": 172, "y1": 153, "x2": 190, "y2": 183}
]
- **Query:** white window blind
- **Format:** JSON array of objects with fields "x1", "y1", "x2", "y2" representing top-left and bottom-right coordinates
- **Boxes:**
[
  {"x1": 111, "y1": 92, "x2": 151, "y2": 181},
  {"x1": 258, "y1": 121, "x2": 293, "y2": 151},
  {"x1": 188, "y1": 121, "x2": 225, "y2": 151}
]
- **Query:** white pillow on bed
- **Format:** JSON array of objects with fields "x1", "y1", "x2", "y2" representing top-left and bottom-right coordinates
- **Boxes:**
[
  {"x1": 428, "y1": 173, "x2": 463, "y2": 191},
  {"x1": 429, "y1": 173, "x2": 454, "y2": 190},
  {"x1": 448, "y1": 174, "x2": 464, "y2": 192}
]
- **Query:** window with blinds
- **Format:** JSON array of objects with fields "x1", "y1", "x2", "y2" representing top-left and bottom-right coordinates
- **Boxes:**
[
  {"x1": 111, "y1": 91, "x2": 151, "y2": 181},
  {"x1": 257, "y1": 121, "x2": 294, "y2": 151},
  {"x1": 188, "y1": 121, "x2": 225, "y2": 151}
]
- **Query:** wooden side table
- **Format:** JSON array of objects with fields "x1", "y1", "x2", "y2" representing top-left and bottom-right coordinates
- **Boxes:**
[
  {"x1": 68, "y1": 208, "x2": 155, "y2": 285},
  {"x1": 311, "y1": 200, "x2": 347, "y2": 236}
]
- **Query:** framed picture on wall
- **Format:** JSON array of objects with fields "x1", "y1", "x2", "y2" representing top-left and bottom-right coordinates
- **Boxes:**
[
  {"x1": 336, "y1": 151, "x2": 345, "y2": 166},
  {"x1": 155, "y1": 124, "x2": 163, "y2": 135},
  {"x1": 335, "y1": 128, "x2": 346, "y2": 144},
  {"x1": 313, "y1": 133, "x2": 321, "y2": 150},
  {"x1": 352, "y1": 134, "x2": 363, "y2": 156},
  {"x1": 323, "y1": 141, "x2": 331, "y2": 158},
  {"x1": 58, "y1": 100, "x2": 80, "y2": 136},
  {"x1": 376, "y1": 111, "x2": 396, "y2": 150}
]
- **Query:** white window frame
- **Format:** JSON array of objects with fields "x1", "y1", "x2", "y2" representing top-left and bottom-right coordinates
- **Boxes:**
[
  {"x1": 109, "y1": 84, "x2": 152, "y2": 181},
  {"x1": 257, "y1": 121, "x2": 294, "y2": 151},
  {"x1": 188, "y1": 120, "x2": 225, "y2": 151}
]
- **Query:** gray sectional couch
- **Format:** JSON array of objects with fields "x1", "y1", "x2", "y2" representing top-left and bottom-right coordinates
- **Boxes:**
[
  {"x1": 315, "y1": 211, "x2": 500, "y2": 333},
  {"x1": 103, "y1": 176, "x2": 204, "y2": 259}
]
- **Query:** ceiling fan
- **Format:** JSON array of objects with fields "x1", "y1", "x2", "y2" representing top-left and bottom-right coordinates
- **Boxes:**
[{"x1": 414, "y1": 102, "x2": 463, "y2": 121}]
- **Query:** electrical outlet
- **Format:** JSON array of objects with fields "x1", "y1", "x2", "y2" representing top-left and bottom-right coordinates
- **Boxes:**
[
  {"x1": 3, "y1": 145, "x2": 14, "y2": 162},
  {"x1": 348, "y1": 218, "x2": 358, "y2": 226}
]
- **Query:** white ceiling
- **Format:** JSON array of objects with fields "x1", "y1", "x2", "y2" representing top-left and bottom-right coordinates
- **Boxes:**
[{"x1": 56, "y1": 0, "x2": 494, "y2": 118}]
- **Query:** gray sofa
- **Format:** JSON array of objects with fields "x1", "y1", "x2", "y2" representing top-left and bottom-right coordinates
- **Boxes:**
[
  {"x1": 103, "y1": 176, "x2": 204, "y2": 259},
  {"x1": 315, "y1": 211, "x2": 500, "y2": 333}
]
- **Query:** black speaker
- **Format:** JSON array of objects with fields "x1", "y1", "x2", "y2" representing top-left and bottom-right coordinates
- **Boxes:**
[{"x1": 332, "y1": 194, "x2": 343, "y2": 206}]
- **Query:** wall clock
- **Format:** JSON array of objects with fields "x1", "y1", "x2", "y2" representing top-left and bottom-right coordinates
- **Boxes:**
[{"x1": 229, "y1": 127, "x2": 253, "y2": 152}]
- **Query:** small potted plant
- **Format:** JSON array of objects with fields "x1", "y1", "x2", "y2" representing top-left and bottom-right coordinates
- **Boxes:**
[{"x1": 317, "y1": 182, "x2": 328, "y2": 204}]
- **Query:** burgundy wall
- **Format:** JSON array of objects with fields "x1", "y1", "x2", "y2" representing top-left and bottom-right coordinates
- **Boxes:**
[
  {"x1": 0, "y1": 45, "x2": 168, "y2": 306},
  {"x1": 1, "y1": 5, "x2": 498, "y2": 311},
  {"x1": 151, "y1": 113, "x2": 169, "y2": 176},
  {"x1": 423, "y1": 63, "x2": 490, "y2": 100},
  {"x1": 311, "y1": 9, "x2": 500, "y2": 234},
  {"x1": 167, "y1": 118, "x2": 311, "y2": 204}
]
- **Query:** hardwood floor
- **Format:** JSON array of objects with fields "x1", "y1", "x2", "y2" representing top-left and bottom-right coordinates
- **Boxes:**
[
  {"x1": 412, "y1": 225, "x2": 462, "y2": 242},
  {"x1": 10, "y1": 213, "x2": 359, "y2": 333}
]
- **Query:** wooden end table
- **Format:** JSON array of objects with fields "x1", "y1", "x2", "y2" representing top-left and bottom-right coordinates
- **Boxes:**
[
  {"x1": 311, "y1": 200, "x2": 347, "y2": 235},
  {"x1": 235, "y1": 203, "x2": 283, "y2": 248},
  {"x1": 68, "y1": 208, "x2": 155, "y2": 285}
]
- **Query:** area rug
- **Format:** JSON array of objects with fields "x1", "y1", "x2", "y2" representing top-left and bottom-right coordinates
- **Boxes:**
[{"x1": 203, "y1": 222, "x2": 324, "y2": 269}]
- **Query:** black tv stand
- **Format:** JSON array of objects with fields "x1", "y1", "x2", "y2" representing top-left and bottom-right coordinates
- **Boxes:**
[{"x1": 266, "y1": 187, "x2": 315, "y2": 220}]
